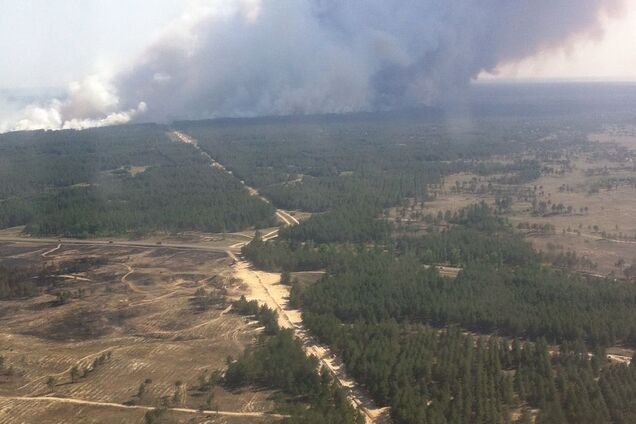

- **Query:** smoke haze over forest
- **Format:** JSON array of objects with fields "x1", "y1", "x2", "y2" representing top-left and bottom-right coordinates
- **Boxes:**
[{"x1": 0, "y1": 0, "x2": 629, "y2": 132}]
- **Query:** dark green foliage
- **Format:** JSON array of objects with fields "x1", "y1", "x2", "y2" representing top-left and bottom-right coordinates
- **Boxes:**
[
  {"x1": 225, "y1": 329, "x2": 319, "y2": 394},
  {"x1": 280, "y1": 205, "x2": 392, "y2": 244},
  {"x1": 599, "y1": 361, "x2": 636, "y2": 423},
  {"x1": 242, "y1": 238, "x2": 332, "y2": 272},
  {"x1": 227, "y1": 303, "x2": 363, "y2": 423},
  {"x1": 280, "y1": 203, "x2": 636, "y2": 422},
  {"x1": 0, "y1": 124, "x2": 276, "y2": 237},
  {"x1": 475, "y1": 160, "x2": 542, "y2": 185},
  {"x1": 175, "y1": 114, "x2": 570, "y2": 230},
  {"x1": 449, "y1": 202, "x2": 508, "y2": 232},
  {"x1": 304, "y1": 320, "x2": 523, "y2": 424},
  {"x1": 302, "y1": 288, "x2": 636, "y2": 423},
  {"x1": 396, "y1": 226, "x2": 537, "y2": 267},
  {"x1": 299, "y1": 247, "x2": 636, "y2": 346},
  {"x1": 282, "y1": 368, "x2": 365, "y2": 424},
  {"x1": 232, "y1": 295, "x2": 279, "y2": 335}
]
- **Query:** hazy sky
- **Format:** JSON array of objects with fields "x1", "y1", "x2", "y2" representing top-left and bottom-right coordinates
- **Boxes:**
[
  {"x1": 0, "y1": 0, "x2": 186, "y2": 89},
  {"x1": 482, "y1": 0, "x2": 636, "y2": 81},
  {"x1": 1, "y1": 0, "x2": 635, "y2": 91}
]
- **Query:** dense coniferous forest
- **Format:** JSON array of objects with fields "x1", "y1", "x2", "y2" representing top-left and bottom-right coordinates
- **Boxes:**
[
  {"x1": 241, "y1": 200, "x2": 636, "y2": 423},
  {"x1": 280, "y1": 205, "x2": 392, "y2": 244},
  {"x1": 0, "y1": 125, "x2": 276, "y2": 237},
  {"x1": 242, "y1": 237, "x2": 334, "y2": 272},
  {"x1": 177, "y1": 114, "x2": 573, "y2": 215},
  {"x1": 229, "y1": 298, "x2": 364, "y2": 424},
  {"x1": 302, "y1": 318, "x2": 636, "y2": 424},
  {"x1": 175, "y1": 113, "x2": 636, "y2": 423}
]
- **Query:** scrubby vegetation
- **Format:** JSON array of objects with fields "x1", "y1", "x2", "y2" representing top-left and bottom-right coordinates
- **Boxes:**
[{"x1": 0, "y1": 258, "x2": 106, "y2": 301}]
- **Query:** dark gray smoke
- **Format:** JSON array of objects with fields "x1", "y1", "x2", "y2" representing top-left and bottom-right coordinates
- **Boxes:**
[{"x1": 6, "y1": 0, "x2": 625, "y2": 130}]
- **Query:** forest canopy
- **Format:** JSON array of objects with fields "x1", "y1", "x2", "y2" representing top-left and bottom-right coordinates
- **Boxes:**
[{"x1": 0, "y1": 125, "x2": 276, "y2": 237}]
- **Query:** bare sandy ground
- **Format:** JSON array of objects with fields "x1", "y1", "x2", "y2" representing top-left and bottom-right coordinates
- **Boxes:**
[{"x1": 231, "y1": 256, "x2": 390, "y2": 423}]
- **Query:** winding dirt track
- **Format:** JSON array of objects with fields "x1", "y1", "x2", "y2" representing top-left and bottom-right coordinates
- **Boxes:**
[
  {"x1": 0, "y1": 237, "x2": 230, "y2": 253},
  {"x1": 121, "y1": 265, "x2": 145, "y2": 294}
]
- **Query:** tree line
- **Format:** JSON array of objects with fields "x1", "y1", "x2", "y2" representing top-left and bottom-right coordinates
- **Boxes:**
[{"x1": 229, "y1": 297, "x2": 364, "y2": 424}]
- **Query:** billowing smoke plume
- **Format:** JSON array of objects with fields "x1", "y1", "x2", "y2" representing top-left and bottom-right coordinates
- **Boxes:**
[{"x1": 2, "y1": 0, "x2": 625, "y2": 132}]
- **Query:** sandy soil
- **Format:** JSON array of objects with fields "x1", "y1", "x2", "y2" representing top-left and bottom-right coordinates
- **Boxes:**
[
  {"x1": 231, "y1": 257, "x2": 390, "y2": 423},
  {"x1": 0, "y1": 242, "x2": 279, "y2": 424}
]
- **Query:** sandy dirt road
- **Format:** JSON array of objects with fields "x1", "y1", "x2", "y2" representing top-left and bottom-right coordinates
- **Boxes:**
[
  {"x1": 0, "y1": 395, "x2": 288, "y2": 419},
  {"x1": 41, "y1": 244, "x2": 61, "y2": 257}
]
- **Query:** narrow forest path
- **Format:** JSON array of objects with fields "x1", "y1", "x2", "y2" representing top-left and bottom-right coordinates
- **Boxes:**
[
  {"x1": 171, "y1": 131, "x2": 299, "y2": 230},
  {"x1": 41, "y1": 243, "x2": 61, "y2": 257}
]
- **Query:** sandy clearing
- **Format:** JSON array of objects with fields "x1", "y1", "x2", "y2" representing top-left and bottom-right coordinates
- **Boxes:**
[{"x1": 57, "y1": 275, "x2": 92, "y2": 282}]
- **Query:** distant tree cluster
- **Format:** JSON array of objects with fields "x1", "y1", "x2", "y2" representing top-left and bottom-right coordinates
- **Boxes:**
[
  {"x1": 242, "y1": 237, "x2": 333, "y2": 272},
  {"x1": 280, "y1": 205, "x2": 392, "y2": 244}
]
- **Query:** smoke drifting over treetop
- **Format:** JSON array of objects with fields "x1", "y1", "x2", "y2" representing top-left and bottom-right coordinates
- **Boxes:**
[{"x1": 3, "y1": 0, "x2": 625, "y2": 132}]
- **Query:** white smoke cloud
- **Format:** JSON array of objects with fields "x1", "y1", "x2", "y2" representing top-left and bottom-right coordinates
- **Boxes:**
[
  {"x1": 1, "y1": 0, "x2": 626, "y2": 133},
  {"x1": 4, "y1": 75, "x2": 147, "y2": 132}
]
